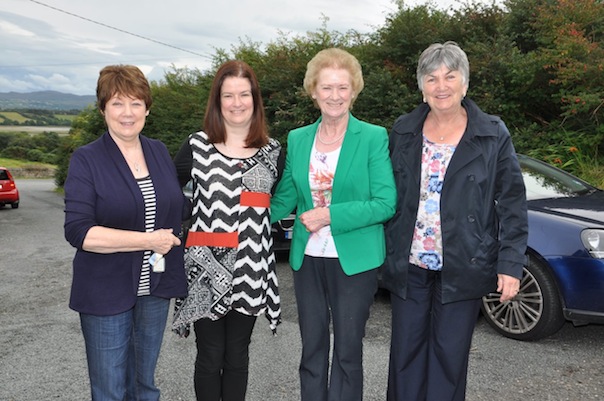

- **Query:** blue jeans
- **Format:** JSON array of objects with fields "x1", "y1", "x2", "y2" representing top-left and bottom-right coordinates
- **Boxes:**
[{"x1": 80, "y1": 296, "x2": 170, "y2": 401}]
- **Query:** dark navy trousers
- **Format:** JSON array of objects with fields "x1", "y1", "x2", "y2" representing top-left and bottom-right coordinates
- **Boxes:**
[
  {"x1": 387, "y1": 264, "x2": 482, "y2": 401},
  {"x1": 294, "y1": 255, "x2": 378, "y2": 401}
]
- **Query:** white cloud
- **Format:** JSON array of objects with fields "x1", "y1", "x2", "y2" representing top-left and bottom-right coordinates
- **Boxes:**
[
  {"x1": 0, "y1": 75, "x2": 37, "y2": 93},
  {"x1": 0, "y1": 20, "x2": 35, "y2": 37},
  {"x1": 0, "y1": 0, "x2": 495, "y2": 96}
]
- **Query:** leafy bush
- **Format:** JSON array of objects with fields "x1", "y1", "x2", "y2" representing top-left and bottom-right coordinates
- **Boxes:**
[{"x1": 51, "y1": 0, "x2": 604, "y2": 188}]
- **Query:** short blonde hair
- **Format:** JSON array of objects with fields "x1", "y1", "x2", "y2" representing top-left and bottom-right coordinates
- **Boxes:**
[{"x1": 303, "y1": 48, "x2": 364, "y2": 107}]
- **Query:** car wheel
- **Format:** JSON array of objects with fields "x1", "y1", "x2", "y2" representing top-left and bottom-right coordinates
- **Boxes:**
[
  {"x1": 481, "y1": 255, "x2": 565, "y2": 341},
  {"x1": 11, "y1": 202, "x2": 19, "y2": 209}
]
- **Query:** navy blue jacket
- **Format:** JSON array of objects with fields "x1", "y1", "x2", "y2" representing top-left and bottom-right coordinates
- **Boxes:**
[
  {"x1": 64, "y1": 132, "x2": 188, "y2": 315},
  {"x1": 382, "y1": 98, "x2": 528, "y2": 303}
]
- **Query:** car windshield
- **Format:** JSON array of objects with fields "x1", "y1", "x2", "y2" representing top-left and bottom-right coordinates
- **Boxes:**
[
  {"x1": 519, "y1": 156, "x2": 594, "y2": 200},
  {"x1": 0, "y1": 170, "x2": 8, "y2": 180}
]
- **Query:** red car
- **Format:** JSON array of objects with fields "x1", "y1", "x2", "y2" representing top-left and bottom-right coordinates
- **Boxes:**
[{"x1": 0, "y1": 167, "x2": 20, "y2": 209}]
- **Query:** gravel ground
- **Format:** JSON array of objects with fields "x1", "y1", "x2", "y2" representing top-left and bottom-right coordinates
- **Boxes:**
[{"x1": 1, "y1": 179, "x2": 603, "y2": 400}]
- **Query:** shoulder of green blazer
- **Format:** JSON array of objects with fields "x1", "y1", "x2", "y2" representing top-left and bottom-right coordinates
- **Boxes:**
[{"x1": 270, "y1": 119, "x2": 319, "y2": 223}]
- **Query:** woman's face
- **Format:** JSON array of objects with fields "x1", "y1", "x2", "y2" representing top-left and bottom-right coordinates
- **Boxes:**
[
  {"x1": 421, "y1": 64, "x2": 467, "y2": 113},
  {"x1": 220, "y1": 76, "x2": 254, "y2": 130},
  {"x1": 312, "y1": 67, "x2": 354, "y2": 121},
  {"x1": 103, "y1": 94, "x2": 148, "y2": 142}
]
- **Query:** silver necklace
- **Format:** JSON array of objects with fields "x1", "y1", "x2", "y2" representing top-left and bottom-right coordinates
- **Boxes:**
[
  {"x1": 317, "y1": 124, "x2": 345, "y2": 145},
  {"x1": 119, "y1": 141, "x2": 144, "y2": 174},
  {"x1": 123, "y1": 153, "x2": 142, "y2": 173}
]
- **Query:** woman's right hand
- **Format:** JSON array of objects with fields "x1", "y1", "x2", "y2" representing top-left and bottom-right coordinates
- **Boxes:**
[
  {"x1": 149, "y1": 228, "x2": 181, "y2": 254},
  {"x1": 299, "y1": 207, "x2": 331, "y2": 233}
]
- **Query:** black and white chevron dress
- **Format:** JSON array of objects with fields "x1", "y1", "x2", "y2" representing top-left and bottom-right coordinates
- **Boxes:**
[{"x1": 172, "y1": 131, "x2": 281, "y2": 334}]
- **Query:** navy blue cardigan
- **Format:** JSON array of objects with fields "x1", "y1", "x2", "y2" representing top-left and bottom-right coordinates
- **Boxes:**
[{"x1": 64, "y1": 132, "x2": 188, "y2": 315}]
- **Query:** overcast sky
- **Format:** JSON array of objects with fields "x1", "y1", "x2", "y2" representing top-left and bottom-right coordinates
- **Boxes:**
[{"x1": 2, "y1": 0, "x2": 479, "y2": 96}]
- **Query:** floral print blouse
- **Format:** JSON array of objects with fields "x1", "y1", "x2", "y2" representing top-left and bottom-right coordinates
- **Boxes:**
[
  {"x1": 409, "y1": 137, "x2": 456, "y2": 271},
  {"x1": 305, "y1": 139, "x2": 341, "y2": 257}
]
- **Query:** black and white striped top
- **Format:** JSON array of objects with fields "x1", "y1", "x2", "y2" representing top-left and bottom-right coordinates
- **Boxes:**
[
  {"x1": 172, "y1": 131, "x2": 282, "y2": 333},
  {"x1": 137, "y1": 176, "x2": 157, "y2": 296}
]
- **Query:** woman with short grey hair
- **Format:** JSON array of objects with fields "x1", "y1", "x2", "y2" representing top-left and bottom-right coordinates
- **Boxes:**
[{"x1": 382, "y1": 41, "x2": 528, "y2": 401}]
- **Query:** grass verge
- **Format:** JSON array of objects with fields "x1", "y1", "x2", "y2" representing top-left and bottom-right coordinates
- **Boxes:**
[{"x1": 0, "y1": 158, "x2": 56, "y2": 179}]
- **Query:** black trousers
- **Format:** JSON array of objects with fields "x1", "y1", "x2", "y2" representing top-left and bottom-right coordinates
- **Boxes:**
[
  {"x1": 294, "y1": 255, "x2": 378, "y2": 401},
  {"x1": 193, "y1": 310, "x2": 257, "y2": 401},
  {"x1": 387, "y1": 265, "x2": 482, "y2": 401}
]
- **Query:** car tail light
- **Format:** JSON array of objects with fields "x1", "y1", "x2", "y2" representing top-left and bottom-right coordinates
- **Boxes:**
[{"x1": 581, "y1": 229, "x2": 604, "y2": 258}]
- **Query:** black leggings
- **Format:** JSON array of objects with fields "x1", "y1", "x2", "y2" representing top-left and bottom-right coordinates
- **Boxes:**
[{"x1": 193, "y1": 311, "x2": 257, "y2": 401}]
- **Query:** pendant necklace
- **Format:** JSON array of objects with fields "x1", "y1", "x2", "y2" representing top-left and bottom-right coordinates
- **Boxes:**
[
  {"x1": 124, "y1": 153, "x2": 142, "y2": 173},
  {"x1": 120, "y1": 141, "x2": 144, "y2": 174}
]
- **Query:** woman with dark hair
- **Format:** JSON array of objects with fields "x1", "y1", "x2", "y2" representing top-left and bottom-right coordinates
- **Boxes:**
[
  {"x1": 64, "y1": 64, "x2": 187, "y2": 400},
  {"x1": 172, "y1": 60, "x2": 281, "y2": 401}
]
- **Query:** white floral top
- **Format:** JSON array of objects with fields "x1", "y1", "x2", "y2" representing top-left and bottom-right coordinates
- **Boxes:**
[
  {"x1": 409, "y1": 137, "x2": 456, "y2": 270},
  {"x1": 305, "y1": 138, "x2": 341, "y2": 258}
]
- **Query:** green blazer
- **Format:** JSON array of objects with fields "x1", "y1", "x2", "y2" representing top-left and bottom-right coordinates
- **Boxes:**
[{"x1": 271, "y1": 114, "x2": 396, "y2": 275}]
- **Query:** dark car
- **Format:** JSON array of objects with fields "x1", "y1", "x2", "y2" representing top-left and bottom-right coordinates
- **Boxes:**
[
  {"x1": 481, "y1": 154, "x2": 604, "y2": 341},
  {"x1": 181, "y1": 180, "x2": 294, "y2": 252},
  {"x1": 0, "y1": 167, "x2": 20, "y2": 209}
]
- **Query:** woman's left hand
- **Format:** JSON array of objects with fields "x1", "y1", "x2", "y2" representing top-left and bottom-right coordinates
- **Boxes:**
[
  {"x1": 299, "y1": 207, "x2": 330, "y2": 233},
  {"x1": 497, "y1": 274, "x2": 520, "y2": 302}
]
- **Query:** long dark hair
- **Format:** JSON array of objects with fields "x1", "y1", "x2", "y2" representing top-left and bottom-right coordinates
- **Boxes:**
[{"x1": 204, "y1": 60, "x2": 268, "y2": 148}]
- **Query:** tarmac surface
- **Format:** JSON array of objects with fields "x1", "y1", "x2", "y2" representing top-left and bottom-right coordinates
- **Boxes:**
[{"x1": 1, "y1": 179, "x2": 603, "y2": 400}]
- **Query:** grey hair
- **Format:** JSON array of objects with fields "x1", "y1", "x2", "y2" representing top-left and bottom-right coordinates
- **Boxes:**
[{"x1": 416, "y1": 41, "x2": 470, "y2": 91}]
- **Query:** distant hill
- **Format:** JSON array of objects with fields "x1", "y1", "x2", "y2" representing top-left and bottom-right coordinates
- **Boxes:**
[{"x1": 0, "y1": 91, "x2": 95, "y2": 110}]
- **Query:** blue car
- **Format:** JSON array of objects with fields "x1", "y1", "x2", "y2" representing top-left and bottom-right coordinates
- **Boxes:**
[{"x1": 481, "y1": 154, "x2": 604, "y2": 341}]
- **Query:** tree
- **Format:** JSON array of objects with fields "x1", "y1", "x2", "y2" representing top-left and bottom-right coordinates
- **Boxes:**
[
  {"x1": 54, "y1": 106, "x2": 105, "y2": 187},
  {"x1": 53, "y1": 0, "x2": 604, "y2": 187},
  {"x1": 144, "y1": 66, "x2": 209, "y2": 155}
]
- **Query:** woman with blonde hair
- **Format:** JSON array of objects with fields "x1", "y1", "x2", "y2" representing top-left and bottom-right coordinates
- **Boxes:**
[{"x1": 271, "y1": 48, "x2": 396, "y2": 401}]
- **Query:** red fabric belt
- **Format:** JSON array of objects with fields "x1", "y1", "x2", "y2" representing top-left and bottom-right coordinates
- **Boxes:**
[
  {"x1": 240, "y1": 191, "x2": 270, "y2": 208},
  {"x1": 185, "y1": 231, "x2": 238, "y2": 248}
]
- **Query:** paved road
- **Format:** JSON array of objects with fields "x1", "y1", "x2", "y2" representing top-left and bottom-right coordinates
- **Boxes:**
[{"x1": 1, "y1": 179, "x2": 603, "y2": 400}]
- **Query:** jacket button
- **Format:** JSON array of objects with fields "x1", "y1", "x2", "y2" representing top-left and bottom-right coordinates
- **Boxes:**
[
  {"x1": 467, "y1": 174, "x2": 475, "y2": 181},
  {"x1": 470, "y1": 258, "x2": 477, "y2": 264},
  {"x1": 467, "y1": 215, "x2": 475, "y2": 223}
]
